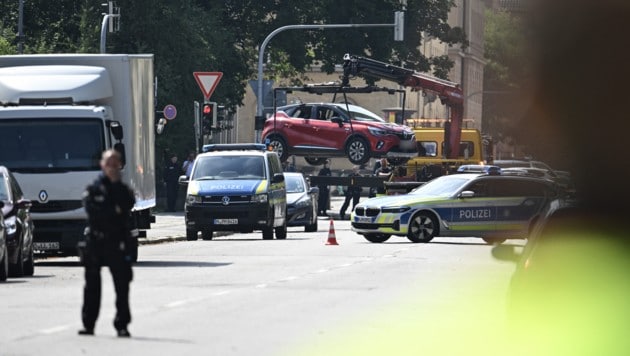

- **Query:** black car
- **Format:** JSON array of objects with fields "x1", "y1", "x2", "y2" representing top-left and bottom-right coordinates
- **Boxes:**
[
  {"x1": 284, "y1": 173, "x2": 319, "y2": 232},
  {"x1": 0, "y1": 166, "x2": 34, "y2": 277}
]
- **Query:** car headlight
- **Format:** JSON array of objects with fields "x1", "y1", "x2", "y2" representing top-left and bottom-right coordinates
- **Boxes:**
[
  {"x1": 369, "y1": 126, "x2": 394, "y2": 136},
  {"x1": 186, "y1": 194, "x2": 202, "y2": 205},
  {"x1": 381, "y1": 206, "x2": 411, "y2": 214},
  {"x1": 4, "y1": 215, "x2": 17, "y2": 235},
  {"x1": 251, "y1": 193, "x2": 268, "y2": 203}
]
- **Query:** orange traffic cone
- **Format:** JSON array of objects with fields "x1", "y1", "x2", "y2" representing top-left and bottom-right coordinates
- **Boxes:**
[{"x1": 326, "y1": 218, "x2": 339, "y2": 245}]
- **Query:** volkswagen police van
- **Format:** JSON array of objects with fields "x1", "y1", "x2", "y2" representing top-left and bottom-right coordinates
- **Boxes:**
[{"x1": 180, "y1": 144, "x2": 286, "y2": 240}]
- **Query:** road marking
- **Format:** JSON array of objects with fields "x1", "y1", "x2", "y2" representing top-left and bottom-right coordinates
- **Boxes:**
[
  {"x1": 40, "y1": 324, "x2": 72, "y2": 334},
  {"x1": 213, "y1": 290, "x2": 230, "y2": 296},
  {"x1": 165, "y1": 300, "x2": 189, "y2": 308},
  {"x1": 256, "y1": 283, "x2": 268, "y2": 288}
]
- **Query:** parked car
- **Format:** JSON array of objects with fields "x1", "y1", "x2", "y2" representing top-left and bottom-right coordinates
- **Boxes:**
[
  {"x1": 0, "y1": 203, "x2": 7, "y2": 282},
  {"x1": 284, "y1": 173, "x2": 319, "y2": 232},
  {"x1": 0, "y1": 166, "x2": 34, "y2": 277},
  {"x1": 262, "y1": 103, "x2": 417, "y2": 166},
  {"x1": 351, "y1": 172, "x2": 562, "y2": 244},
  {"x1": 495, "y1": 160, "x2": 574, "y2": 192}
]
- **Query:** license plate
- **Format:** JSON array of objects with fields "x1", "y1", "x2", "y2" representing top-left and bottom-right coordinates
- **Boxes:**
[
  {"x1": 357, "y1": 217, "x2": 372, "y2": 223},
  {"x1": 34, "y1": 242, "x2": 60, "y2": 251},
  {"x1": 214, "y1": 219, "x2": 238, "y2": 225}
]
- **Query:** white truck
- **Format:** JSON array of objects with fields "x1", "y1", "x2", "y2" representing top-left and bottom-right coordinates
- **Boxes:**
[{"x1": 0, "y1": 54, "x2": 156, "y2": 259}]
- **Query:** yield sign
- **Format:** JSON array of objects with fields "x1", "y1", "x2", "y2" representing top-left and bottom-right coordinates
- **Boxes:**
[{"x1": 193, "y1": 72, "x2": 223, "y2": 100}]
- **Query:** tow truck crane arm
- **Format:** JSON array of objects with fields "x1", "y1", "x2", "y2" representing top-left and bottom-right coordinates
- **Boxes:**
[{"x1": 341, "y1": 54, "x2": 464, "y2": 159}]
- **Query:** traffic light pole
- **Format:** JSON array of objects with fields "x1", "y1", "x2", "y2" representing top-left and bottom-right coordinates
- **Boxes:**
[{"x1": 255, "y1": 12, "x2": 404, "y2": 143}]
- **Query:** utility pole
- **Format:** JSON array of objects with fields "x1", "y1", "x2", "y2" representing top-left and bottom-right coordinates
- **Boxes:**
[
  {"x1": 17, "y1": 0, "x2": 24, "y2": 54},
  {"x1": 100, "y1": 1, "x2": 120, "y2": 54}
]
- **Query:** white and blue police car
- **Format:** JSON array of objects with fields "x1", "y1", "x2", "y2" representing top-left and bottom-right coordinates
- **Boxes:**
[{"x1": 351, "y1": 172, "x2": 561, "y2": 244}]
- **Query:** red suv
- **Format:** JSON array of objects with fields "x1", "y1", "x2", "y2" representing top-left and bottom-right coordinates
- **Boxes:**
[{"x1": 262, "y1": 103, "x2": 417, "y2": 165}]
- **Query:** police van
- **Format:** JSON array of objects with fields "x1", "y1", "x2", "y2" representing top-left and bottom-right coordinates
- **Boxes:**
[
  {"x1": 179, "y1": 144, "x2": 286, "y2": 240},
  {"x1": 351, "y1": 172, "x2": 561, "y2": 244}
]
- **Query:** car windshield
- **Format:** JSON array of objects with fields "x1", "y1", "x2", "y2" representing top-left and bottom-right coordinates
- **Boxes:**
[
  {"x1": 409, "y1": 175, "x2": 472, "y2": 198},
  {"x1": 285, "y1": 175, "x2": 305, "y2": 193},
  {"x1": 0, "y1": 173, "x2": 8, "y2": 201},
  {"x1": 341, "y1": 105, "x2": 385, "y2": 122},
  {"x1": 192, "y1": 156, "x2": 265, "y2": 180}
]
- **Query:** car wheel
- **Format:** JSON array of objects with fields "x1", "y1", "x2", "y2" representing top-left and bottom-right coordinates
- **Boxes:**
[
  {"x1": 304, "y1": 157, "x2": 328, "y2": 166},
  {"x1": 346, "y1": 136, "x2": 370, "y2": 165},
  {"x1": 9, "y1": 242, "x2": 24, "y2": 278},
  {"x1": 266, "y1": 135, "x2": 289, "y2": 162},
  {"x1": 407, "y1": 211, "x2": 437, "y2": 243},
  {"x1": 23, "y1": 244, "x2": 34, "y2": 277},
  {"x1": 262, "y1": 227, "x2": 274, "y2": 240},
  {"x1": 364, "y1": 234, "x2": 391, "y2": 243},
  {"x1": 0, "y1": 243, "x2": 7, "y2": 282},
  {"x1": 201, "y1": 229, "x2": 214, "y2": 240},
  {"x1": 186, "y1": 229, "x2": 198, "y2": 241},
  {"x1": 305, "y1": 219, "x2": 318, "y2": 232},
  {"x1": 482, "y1": 237, "x2": 506, "y2": 245}
]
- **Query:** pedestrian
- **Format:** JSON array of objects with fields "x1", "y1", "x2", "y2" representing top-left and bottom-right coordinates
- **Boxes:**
[
  {"x1": 374, "y1": 158, "x2": 392, "y2": 196},
  {"x1": 182, "y1": 151, "x2": 196, "y2": 178},
  {"x1": 79, "y1": 149, "x2": 135, "y2": 338},
  {"x1": 164, "y1": 153, "x2": 180, "y2": 212},
  {"x1": 339, "y1": 165, "x2": 362, "y2": 220},
  {"x1": 317, "y1": 160, "x2": 332, "y2": 216}
]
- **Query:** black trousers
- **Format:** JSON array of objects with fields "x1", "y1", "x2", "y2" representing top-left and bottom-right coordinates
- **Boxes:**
[
  {"x1": 81, "y1": 241, "x2": 133, "y2": 331},
  {"x1": 339, "y1": 193, "x2": 360, "y2": 217},
  {"x1": 166, "y1": 182, "x2": 178, "y2": 211},
  {"x1": 318, "y1": 187, "x2": 330, "y2": 214}
]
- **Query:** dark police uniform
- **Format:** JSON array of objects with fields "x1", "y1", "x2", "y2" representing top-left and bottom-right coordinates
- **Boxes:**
[
  {"x1": 339, "y1": 171, "x2": 362, "y2": 220},
  {"x1": 317, "y1": 165, "x2": 332, "y2": 215},
  {"x1": 81, "y1": 173, "x2": 135, "y2": 335}
]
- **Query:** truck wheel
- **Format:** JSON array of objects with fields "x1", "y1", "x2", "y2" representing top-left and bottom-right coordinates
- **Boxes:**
[
  {"x1": 262, "y1": 227, "x2": 274, "y2": 240},
  {"x1": 275, "y1": 223, "x2": 287, "y2": 239},
  {"x1": 201, "y1": 229, "x2": 214, "y2": 240},
  {"x1": 346, "y1": 137, "x2": 370, "y2": 165},
  {"x1": 0, "y1": 243, "x2": 7, "y2": 282},
  {"x1": 407, "y1": 211, "x2": 437, "y2": 243},
  {"x1": 266, "y1": 135, "x2": 288, "y2": 162},
  {"x1": 23, "y1": 244, "x2": 34, "y2": 277},
  {"x1": 304, "y1": 157, "x2": 328, "y2": 166},
  {"x1": 186, "y1": 229, "x2": 198, "y2": 241},
  {"x1": 364, "y1": 234, "x2": 391, "y2": 243},
  {"x1": 482, "y1": 237, "x2": 506, "y2": 245},
  {"x1": 9, "y1": 242, "x2": 24, "y2": 278}
]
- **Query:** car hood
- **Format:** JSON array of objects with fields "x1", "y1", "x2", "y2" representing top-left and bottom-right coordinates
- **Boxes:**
[
  {"x1": 287, "y1": 192, "x2": 307, "y2": 205},
  {"x1": 361, "y1": 121, "x2": 412, "y2": 133},
  {"x1": 188, "y1": 179, "x2": 269, "y2": 195},
  {"x1": 357, "y1": 194, "x2": 447, "y2": 208}
]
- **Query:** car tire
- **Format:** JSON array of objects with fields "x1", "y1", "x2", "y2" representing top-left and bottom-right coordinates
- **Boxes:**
[
  {"x1": 9, "y1": 242, "x2": 24, "y2": 278},
  {"x1": 482, "y1": 237, "x2": 506, "y2": 245},
  {"x1": 304, "y1": 157, "x2": 328, "y2": 166},
  {"x1": 346, "y1": 136, "x2": 370, "y2": 165},
  {"x1": 186, "y1": 229, "x2": 198, "y2": 241},
  {"x1": 262, "y1": 227, "x2": 274, "y2": 240},
  {"x1": 364, "y1": 234, "x2": 391, "y2": 243},
  {"x1": 407, "y1": 211, "x2": 437, "y2": 243},
  {"x1": 0, "y1": 243, "x2": 7, "y2": 282},
  {"x1": 23, "y1": 244, "x2": 34, "y2": 277},
  {"x1": 266, "y1": 135, "x2": 289, "y2": 162},
  {"x1": 201, "y1": 229, "x2": 214, "y2": 240},
  {"x1": 305, "y1": 219, "x2": 318, "y2": 232}
]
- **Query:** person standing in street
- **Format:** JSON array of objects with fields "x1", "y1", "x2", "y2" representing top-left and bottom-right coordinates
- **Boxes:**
[
  {"x1": 164, "y1": 153, "x2": 180, "y2": 212},
  {"x1": 181, "y1": 151, "x2": 196, "y2": 178},
  {"x1": 339, "y1": 165, "x2": 362, "y2": 220},
  {"x1": 79, "y1": 149, "x2": 135, "y2": 338},
  {"x1": 317, "y1": 160, "x2": 332, "y2": 216}
]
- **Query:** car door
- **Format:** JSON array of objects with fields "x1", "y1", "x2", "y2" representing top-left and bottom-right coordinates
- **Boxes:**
[
  {"x1": 308, "y1": 105, "x2": 351, "y2": 151},
  {"x1": 447, "y1": 178, "x2": 497, "y2": 236},
  {"x1": 493, "y1": 178, "x2": 549, "y2": 237},
  {"x1": 281, "y1": 104, "x2": 316, "y2": 148}
]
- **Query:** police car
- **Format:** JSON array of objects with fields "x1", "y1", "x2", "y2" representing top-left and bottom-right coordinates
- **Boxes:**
[
  {"x1": 180, "y1": 144, "x2": 287, "y2": 240},
  {"x1": 351, "y1": 173, "x2": 561, "y2": 244}
]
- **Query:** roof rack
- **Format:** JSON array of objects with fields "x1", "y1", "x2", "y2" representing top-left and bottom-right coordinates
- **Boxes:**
[{"x1": 202, "y1": 143, "x2": 268, "y2": 153}]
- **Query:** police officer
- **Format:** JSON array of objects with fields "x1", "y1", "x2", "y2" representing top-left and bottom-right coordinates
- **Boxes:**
[
  {"x1": 317, "y1": 160, "x2": 332, "y2": 216},
  {"x1": 339, "y1": 165, "x2": 362, "y2": 220},
  {"x1": 79, "y1": 149, "x2": 135, "y2": 338}
]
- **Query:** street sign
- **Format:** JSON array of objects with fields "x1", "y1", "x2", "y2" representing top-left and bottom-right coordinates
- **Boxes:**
[
  {"x1": 163, "y1": 104, "x2": 177, "y2": 120},
  {"x1": 193, "y1": 72, "x2": 223, "y2": 100}
]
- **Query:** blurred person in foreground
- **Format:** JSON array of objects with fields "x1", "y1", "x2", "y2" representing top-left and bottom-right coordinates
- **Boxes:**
[{"x1": 79, "y1": 149, "x2": 135, "y2": 338}]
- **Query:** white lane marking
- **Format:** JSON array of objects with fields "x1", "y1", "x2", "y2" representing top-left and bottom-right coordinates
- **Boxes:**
[
  {"x1": 213, "y1": 290, "x2": 230, "y2": 296},
  {"x1": 40, "y1": 324, "x2": 72, "y2": 334},
  {"x1": 165, "y1": 300, "x2": 189, "y2": 308},
  {"x1": 256, "y1": 284, "x2": 268, "y2": 288}
]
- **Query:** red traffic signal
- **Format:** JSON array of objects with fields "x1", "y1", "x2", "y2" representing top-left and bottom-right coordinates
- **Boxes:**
[{"x1": 202, "y1": 104, "x2": 212, "y2": 115}]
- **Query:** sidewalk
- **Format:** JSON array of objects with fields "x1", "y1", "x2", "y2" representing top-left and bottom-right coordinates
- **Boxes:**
[{"x1": 141, "y1": 195, "x2": 354, "y2": 245}]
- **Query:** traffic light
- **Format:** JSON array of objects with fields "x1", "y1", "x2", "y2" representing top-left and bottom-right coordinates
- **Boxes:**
[{"x1": 201, "y1": 101, "x2": 217, "y2": 135}]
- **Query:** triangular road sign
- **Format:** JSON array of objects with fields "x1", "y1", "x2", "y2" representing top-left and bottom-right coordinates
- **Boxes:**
[{"x1": 193, "y1": 72, "x2": 223, "y2": 100}]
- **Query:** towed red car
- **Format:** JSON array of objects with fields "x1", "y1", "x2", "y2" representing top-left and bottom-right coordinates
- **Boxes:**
[{"x1": 262, "y1": 103, "x2": 417, "y2": 165}]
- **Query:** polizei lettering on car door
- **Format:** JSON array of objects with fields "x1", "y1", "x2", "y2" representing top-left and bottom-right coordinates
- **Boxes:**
[{"x1": 454, "y1": 208, "x2": 493, "y2": 221}]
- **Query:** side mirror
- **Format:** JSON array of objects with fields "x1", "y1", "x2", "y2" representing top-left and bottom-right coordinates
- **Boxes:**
[
  {"x1": 309, "y1": 186, "x2": 319, "y2": 194},
  {"x1": 459, "y1": 190, "x2": 474, "y2": 199},
  {"x1": 491, "y1": 244, "x2": 521, "y2": 263},
  {"x1": 16, "y1": 199, "x2": 32, "y2": 210},
  {"x1": 109, "y1": 121, "x2": 124, "y2": 140},
  {"x1": 114, "y1": 143, "x2": 126, "y2": 168},
  {"x1": 331, "y1": 117, "x2": 344, "y2": 127},
  {"x1": 272, "y1": 173, "x2": 285, "y2": 184},
  {"x1": 156, "y1": 118, "x2": 167, "y2": 135},
  {"x1": 178, "y1": 175, "x2": 189, "y2": 185}
]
